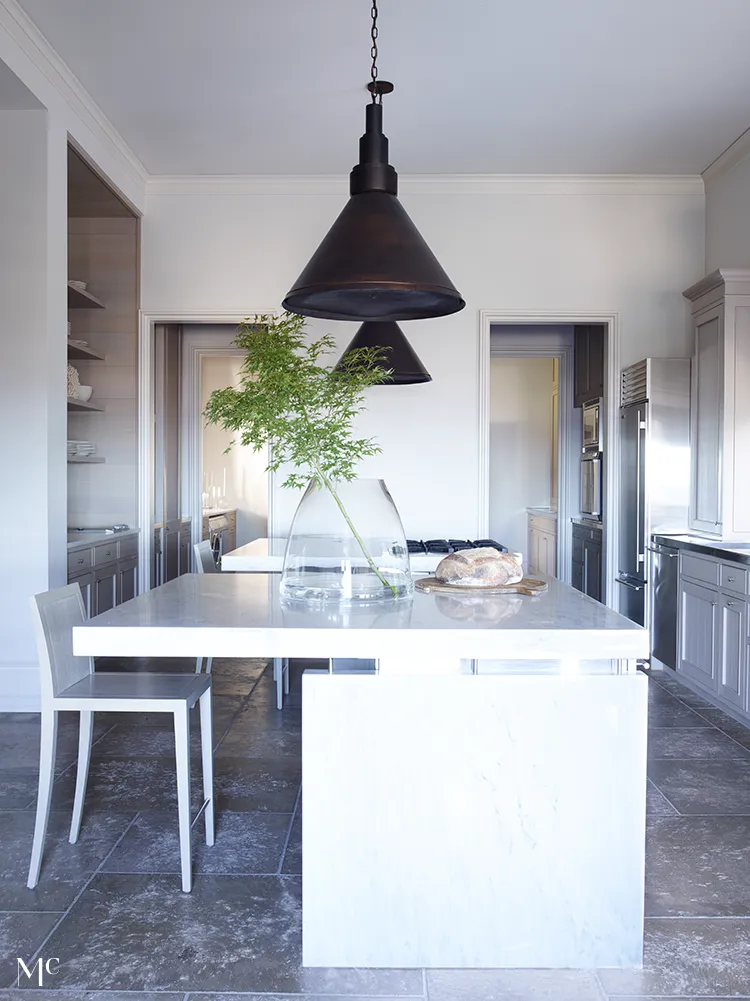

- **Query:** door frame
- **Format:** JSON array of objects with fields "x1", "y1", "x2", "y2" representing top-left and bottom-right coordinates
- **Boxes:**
[
  {"x1": 478, "y1": 309, "x2": 620, "y2": 608},
  {"x1": 138, "y1": 308, "x2": 277, "y2": 593}
]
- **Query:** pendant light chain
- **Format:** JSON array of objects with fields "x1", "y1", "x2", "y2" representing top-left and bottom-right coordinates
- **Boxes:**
[{"x1": 370, "y1": 0, "x2": 380, "y2": 102}]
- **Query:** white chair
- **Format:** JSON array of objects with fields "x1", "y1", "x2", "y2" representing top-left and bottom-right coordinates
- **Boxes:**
[
  {"x1": 192, "y1": 540, "x2": 217, "y2": 674},
  {"x1": 28, "y1": 583, "x2": 214, "y2": 893},
  {"x1": 194, "y1": 540, "x2": 289, "y2": 707}
]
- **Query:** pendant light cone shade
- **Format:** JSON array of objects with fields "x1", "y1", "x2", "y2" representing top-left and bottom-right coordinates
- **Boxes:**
[
  {"x1": 283, "y1": 102, "x2": 465, "y2": 321},
  {"x1": 335, "y1": 321, "x2": 432, "y2": 385}
]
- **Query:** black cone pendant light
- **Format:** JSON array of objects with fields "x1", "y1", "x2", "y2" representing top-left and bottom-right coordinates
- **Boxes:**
[
  {"x1": 282, "y1": 2, "x2": 464, "y2": 323},
  {"x1": 335, "y1": 321, "x2": 432, "y2": 384}
]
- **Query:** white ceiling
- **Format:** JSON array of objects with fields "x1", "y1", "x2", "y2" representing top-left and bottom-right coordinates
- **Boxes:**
[{"x1": 14, "y1": 0, "x2": 750, "y2": 175}]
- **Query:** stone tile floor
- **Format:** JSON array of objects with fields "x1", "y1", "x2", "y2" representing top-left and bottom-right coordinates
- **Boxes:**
[{"x1": 1, "y1": 660, "x2": 749, "y2": 999}]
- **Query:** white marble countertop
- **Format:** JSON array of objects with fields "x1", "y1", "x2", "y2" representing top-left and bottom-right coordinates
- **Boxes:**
[
  {"x1": 73, "y1": 571, "x2": 647, "y2": 662},
  {"x1": 526, "y1": 507, "x2": 558, "y2": 517},
  {"x1": 67, "y1": 528, "x2": 140, "y2": 552},
  {"x1": 222, "y1": 537, "x2": 445, "y2": 573}
]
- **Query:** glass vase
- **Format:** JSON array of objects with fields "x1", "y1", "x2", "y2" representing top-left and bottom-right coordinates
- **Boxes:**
[{"x1": 280, "y1": 478, "x2": 413, "y2": 603}]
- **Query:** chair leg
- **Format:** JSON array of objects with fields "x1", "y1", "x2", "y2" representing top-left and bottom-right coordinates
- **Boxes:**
[
  {"x1": 283, "y1": 657, "x2": 290, "y2": 695},
  {"x1": 173, "y1": 706, "x2": 192, "y2": 892},
  {"x1": 27, "y1": 709, "x2": 58, "y2": 888},
  {"x1": 195, "y1": 657, "x2": 203, "y2": 673},
  {"x1": 69, "y1": 710, "x2": 94, "y2": 843},
  {"x1": 205, "y1": 657, "x2": 212, "y2": 674},
  {"x1": 199, "y1": 690, "x2": 215, "y2": 847},
  {"x1": 274, "y1": 657, "x2": 283, "y2": 710}
]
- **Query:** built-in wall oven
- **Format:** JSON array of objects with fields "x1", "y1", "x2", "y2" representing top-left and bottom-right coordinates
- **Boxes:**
[
  {"x1": 582, "y1": 401, "x2": 601, "y2": 450},
  {"x1": 580, "y1": 450, "x2": 602, "y2": 520}
]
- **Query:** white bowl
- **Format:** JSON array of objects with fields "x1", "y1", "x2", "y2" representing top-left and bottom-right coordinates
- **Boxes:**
[{"x1": 77, "y1": 386, "x2": 93, "y2": 402}]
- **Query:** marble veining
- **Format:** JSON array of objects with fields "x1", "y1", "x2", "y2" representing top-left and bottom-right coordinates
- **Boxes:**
[{"x1": 303, "y1": 673, "x2": 648, "y2": 968}]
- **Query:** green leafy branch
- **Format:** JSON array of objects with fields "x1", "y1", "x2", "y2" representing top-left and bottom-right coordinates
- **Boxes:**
[{"x1": 203, "y1": 312, "x2": 397, "y2": 594}]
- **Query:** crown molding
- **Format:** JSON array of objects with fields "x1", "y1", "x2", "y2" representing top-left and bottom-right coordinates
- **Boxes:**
[
  {"x1": 702, "y1": 126, "x2": 750, "y2": 189},
  {"x1": 0, "y1": 0, "x2": 148, "y2": 191},
  {"x1": 146, "y1": 173, "x2": 705, "y2": 197}
]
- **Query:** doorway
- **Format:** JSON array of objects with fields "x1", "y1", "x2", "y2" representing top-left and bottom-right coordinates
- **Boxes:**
[{"x1": 147, "y1": 321, "x2": 271, "y2": 589}]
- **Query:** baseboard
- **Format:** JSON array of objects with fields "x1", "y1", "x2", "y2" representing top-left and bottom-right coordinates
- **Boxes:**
[{"x1": 0, "y1": 662, "x2": 40, "y2": 713}]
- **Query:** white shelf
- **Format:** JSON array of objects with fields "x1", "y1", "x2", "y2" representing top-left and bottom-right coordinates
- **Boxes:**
[
  {"x1": 67, "y1": 340, "x2": 105, "y2": 361},
  {"x1": 67, "y1": 396, "x2": 104, "y2": 412},
  {"x1": 68, "y1": 455, "x2": 105, "y2": 464},
  {"x1": 68, "y1": 283, "x2": 105, "y2": 309}
]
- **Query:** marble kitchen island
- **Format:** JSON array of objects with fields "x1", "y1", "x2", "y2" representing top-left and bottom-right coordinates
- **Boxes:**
[{"x1": 73, "y1": 572, "x2": 649, "y2": 971}]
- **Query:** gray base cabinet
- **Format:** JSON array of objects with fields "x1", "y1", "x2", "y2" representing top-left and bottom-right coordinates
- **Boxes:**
[
  {"x1": 571, "y1": 523, "x2": 603, "y2": 602},
  {"x1": 67, "y1": 534, "x2": 139, "y2": 616},
  {"x1": 677, "y1": 548, "x2": 749, "y2": 722}
]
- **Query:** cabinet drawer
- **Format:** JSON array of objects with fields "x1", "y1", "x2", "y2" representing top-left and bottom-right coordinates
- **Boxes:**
[
  {"x1": 680, "y1": 552, "x2": 720, "y2": 586},
  {"x1": 67, "y1": 548, "x2": 92, "y2": 576},
  {"x1": 529, "y1": 515, "x2": 556, "y2": 534},
  {"x1": 93, "y1": 541, "x2": 118, "y2": 566},
  {"x1": 720, "y1": 563, "x2": 748, "y2": 595},
  {"x1": 119, "y1": 535, "x2": 138, "y2": 560}
]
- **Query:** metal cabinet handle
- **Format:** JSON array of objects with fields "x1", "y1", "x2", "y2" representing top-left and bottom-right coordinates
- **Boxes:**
[
  {"x1": 616, "y1": 578, "x2": 644, "y2": 591},
  {"x1": 726, "y1": 600, "x2": 737, "y2": 606},
  {"x1": 77, "y1": 558, "x2": 84, "y2": 564},
  {"x1": 727, "y1": 576, "x2": 735, "y2": 582}
]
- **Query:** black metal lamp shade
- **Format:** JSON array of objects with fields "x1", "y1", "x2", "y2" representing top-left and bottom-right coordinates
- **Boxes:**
[
  {"x1": 283, "y1": 103, "x2": 464, "y2": 322},
  {"x1": 334, "y1": 321, "x2": 432, "y2": 385}
]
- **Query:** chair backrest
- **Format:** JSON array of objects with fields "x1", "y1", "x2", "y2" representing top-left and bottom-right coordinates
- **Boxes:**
[
  {"x1": 30, "y1": 584, "x2": 94, "y2": 699},
  {"x1": 194, "y1": 539, "x2": 219, "y2": 573}
]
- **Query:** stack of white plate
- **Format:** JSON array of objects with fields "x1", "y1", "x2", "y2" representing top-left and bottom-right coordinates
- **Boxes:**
[{"x1": 67, "y1": 440, "x2": 96, "y2": 458}]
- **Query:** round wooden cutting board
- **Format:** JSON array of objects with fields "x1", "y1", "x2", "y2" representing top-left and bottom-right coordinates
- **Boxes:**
[{"x1": 415, "y1": 576, "x2": 548, "y2": 596}]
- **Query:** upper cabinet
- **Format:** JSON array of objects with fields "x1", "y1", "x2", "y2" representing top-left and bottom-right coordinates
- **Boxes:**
[
  {"x1": 683, "y1": 269, "x2": 750, "y2": 539},
  {"x1": 573, "y1": 324, "x2": 605, "y2": 407}
]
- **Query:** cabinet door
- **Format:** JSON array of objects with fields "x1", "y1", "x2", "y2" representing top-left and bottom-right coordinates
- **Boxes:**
[
  {"x1": 571, "y1": 561, "x2": 585, "y2": 593},
  {"x1": 69, "y1": 571, "x2": 94, "y2": 618},
  {"x1": 573, "y1": 325, "x2": 590, "y2": 407},
  {"x1": 539, "y1": 530, "x2": 557, "y2": 577},
  {"x1": 678, "y1": 579, "x2": 719, "y2": 691},
  {"x1": 690, "y1": 308, "x2": 723, "y2": 533},
  {"x1": 588, "y1": 326, "x2": 605, "y2": 400},
  {"x1": 583, "y1": 540, "x2": 602, "y2": 602},
  {"x1": 716, "y1": 595, "x2": 747, "y2": 710},
  {"x1": 92, "y1": 564, "x2": 117, "y2": 617},
  {"x1": 164, "y1": 522, "x2": 180, "y2": 582},
  {"x1": 527, "y1": 526, "x2": 539, "y2": 574},
  {"x1": 117, "y1": 557, "x2": 138, "y2": 605}
]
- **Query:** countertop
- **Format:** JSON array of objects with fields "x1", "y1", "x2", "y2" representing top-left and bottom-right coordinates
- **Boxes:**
[
  {"x1": 73, "y1": 571, "x2": 647, "y2": 663},
  {"x1": 222, "y1": 537, "x2": 447, "y2": 574},
  {"x1": 67, "y1": 528, "x2": 139, "y2": 552},
  {"x1": 526, "y1": 507, "x2": 558, "y2": 517},
  {"x1": 652, "y1": 533, "x2": 750, "y2": 565}
]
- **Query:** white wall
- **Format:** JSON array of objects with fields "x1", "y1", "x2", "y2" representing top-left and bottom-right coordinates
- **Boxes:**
[
  {"x1": 142, "y1": 177, "x2": 705, "y2": 538},
  {"x1": 705, "y1": 150, "x2": 750, "y2": 271},
  {"x1": 489, "y1": 357, "x2": 554, "y2": 554},
  {"x1": 201, "y1": 354, "x2": 268, "y2": 545},
  {"x1": 0, "y1": 17, "x2": 147, "y2": 708}
]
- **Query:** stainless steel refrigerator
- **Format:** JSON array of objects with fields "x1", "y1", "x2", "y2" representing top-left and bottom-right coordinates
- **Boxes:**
[{"x1": 616, "y1": 358, "x2": 691, "y2": 627}]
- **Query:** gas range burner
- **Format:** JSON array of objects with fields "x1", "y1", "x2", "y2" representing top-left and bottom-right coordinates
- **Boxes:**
[{"x1": 406, "y1": 538, "x2": 508, "y2": 555}]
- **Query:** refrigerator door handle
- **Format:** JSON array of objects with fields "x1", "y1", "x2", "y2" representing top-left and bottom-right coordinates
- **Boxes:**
[{"x1": 636, "y1": 410, "x2": 646, "y2": 569}]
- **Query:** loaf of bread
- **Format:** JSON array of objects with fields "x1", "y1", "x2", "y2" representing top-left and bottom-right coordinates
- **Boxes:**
[{"x1": 435, "y1": 547, "x2": 523, "y2": 587}]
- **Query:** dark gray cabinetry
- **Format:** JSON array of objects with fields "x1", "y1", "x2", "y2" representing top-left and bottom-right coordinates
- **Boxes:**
[
  {"x1": 572, "y1": 522, "x2": 603, "y2": 602},
  {"x1": 573, "y1": 324, "x2": 605, "y2": 407},
  {"x1": 67, "y1": 534, "x2": 139, "y2": 615}
]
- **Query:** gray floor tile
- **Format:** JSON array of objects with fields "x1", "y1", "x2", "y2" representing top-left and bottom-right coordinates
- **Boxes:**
[
  {"x1": 39, "y1": 873, "x2": 421, "y2": 994},
  {"x1": 648, "y1": 726, "x2": 750, "y2": 759},
  {"x1": 102, "y1": 810, "x2": 293, "y2": 875},
  {"x1": 213, "y1": 756, "x2": 301, "y2": 812},
  {"x1": 646, "y1": 817, "x2": 750, "y2": 916},
  {"x1": 249, "y1": 678, "x2": 303, "y2": 709},
  {"x1": 648, "y1": 758, "x2": 750, "y2": 815},
  {"x1": 281, "y1": 810, "x2": 302, "y2": 874},
  {"x1": 217, "y1": 706, "x2": 302, "y2": 758},
  {"x1": 188, "y1": 996, "x2": 419, "y2": 1001},
  {"x1": 0, "y1": 912, "x2": 63, "y2": 988},
  {"x1": 0, "y1": 770, "x2": 41, "y2": 810},
  {"x1": 426, "y1": 969, "x2": 603, "y2": 1000},
  {"x1": 49, "y1": 757, "x2": 200, "y2": 813},
  {"x1": 95, "y1": 695, "x2": 246, "y2": 732},
  {"x1": 648, "y1": 699, "x2": 712, "y2": 728},
  {"x1": 650, "y1": 673, "x2": 716, "y2": 709},
  {"x1": 0, "y1": 719, "x2": 111, "y2": 774},
  {"x1": 90, "y1": 722, "x2": 214, "y2": 758},
  {"x1": 210, "y1": 660, "x2": 269, "y2": 697},
  {"x1": 646, "y1": 779, "x2": 679, "y2": 817},
  {"x1": 693, "y1": 707, "x2": 750, "y2": 751},
  {"x1": 598, "y1": 918, "x2": 750, "y2": 996},
  {"x1": 0, "y1": 809, "x2": 134, "y2": 912},
  {"x1": 0, "y1": 994, "x2": 184, "y2": 1001}
]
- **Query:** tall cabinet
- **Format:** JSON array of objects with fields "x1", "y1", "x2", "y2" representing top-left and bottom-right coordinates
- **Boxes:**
[{"x1": 683, "y1": 269, "x2": 750, "y2": 539}]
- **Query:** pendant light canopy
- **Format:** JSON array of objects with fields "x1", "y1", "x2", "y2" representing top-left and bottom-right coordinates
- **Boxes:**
[
  {"x1": 335, "y1": 321, "x2": 432, "y2": 385},
  {"x1": 282, "y1": 3, "x2": 464, "y2": 323}
]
